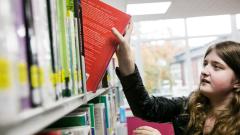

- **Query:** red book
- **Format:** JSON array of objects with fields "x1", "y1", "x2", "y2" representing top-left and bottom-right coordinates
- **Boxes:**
[
  {"x1": 81, "y1": 0, "x2": 131, "y2": 92},
  {"x1": 127, "y1": 117, "x2": 175, "y2": 135}
]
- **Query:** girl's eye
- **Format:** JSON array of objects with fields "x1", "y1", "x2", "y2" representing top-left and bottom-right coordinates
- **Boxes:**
[
  {"x1": 213, "y1": 65, "x2": 222, "y2": 70},
  {"x1": 203, "y1": 62, "x2": 207, "y2": 67}
]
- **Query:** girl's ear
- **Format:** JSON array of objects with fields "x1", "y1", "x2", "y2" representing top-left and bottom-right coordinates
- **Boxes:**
[{"x1": 233, "y1": 80, "x2": 240, "y2": 89}]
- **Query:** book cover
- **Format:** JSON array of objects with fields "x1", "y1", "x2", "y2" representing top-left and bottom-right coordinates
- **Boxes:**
[
  {"x1": 127, "y1": 117, "x2": 175, "y2": 135},
  {"x1": 81, "y1": 0, "x2": 131, "y2": 92}
]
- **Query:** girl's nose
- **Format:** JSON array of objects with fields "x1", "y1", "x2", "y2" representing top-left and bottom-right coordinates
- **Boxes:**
[{"x1": 201, "y1": 66, "x2": 210, "y2": 77}]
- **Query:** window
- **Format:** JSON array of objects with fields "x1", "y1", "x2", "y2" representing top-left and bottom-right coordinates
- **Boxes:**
[
  {"x1": 140, "y1": 40, "x2": 186, "y2": 94},
  {"x1": 188, "y1": 37, "x2": 217, "y2": 49},
  {"x1": 133, "y1": 19, "x2": 185, "y2": 40},
  {"x1": 187, "y1": 15, "x2": 231, "y2": 36},
  {"x1": 133, "y1": 15, "x2": 234, "y2": 97},
  {"x1": 237, "y1": 14, "x2": 240, "y2": 30}
]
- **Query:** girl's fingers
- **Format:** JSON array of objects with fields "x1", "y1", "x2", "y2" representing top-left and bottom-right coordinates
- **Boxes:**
[
  {"x1": 111, "y1": 27, "x2": 125, "y2": 43},
  {"x1": 134, "y1": 126, "x2": 162, "y2": 135},
  {"x1": 133, "y1": 129, "x2": 153, "y2": 135},
  {"x1": 125, "y1": 20, "x2": 133, "y2": 37},
  {"x1": 111, "y1": 19, "x2": 133, "y2": 44}
]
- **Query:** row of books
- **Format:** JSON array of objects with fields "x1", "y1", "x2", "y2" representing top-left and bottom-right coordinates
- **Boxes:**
[
  {"x1": 0, "y1": 0, "x2": 87, "y2": 124},
  {"x1": 37, "y1": 87, "x2": 125, "y2": 135},
  {"x1": 0, "y1": 0, "x2": 126, "y2": 125}
]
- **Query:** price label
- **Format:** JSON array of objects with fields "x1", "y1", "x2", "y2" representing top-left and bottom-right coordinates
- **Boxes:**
[
  {"x1": 18, "y1": 63, "x2": 28, "y2": 85},
  {"x1": 0, "y1": 58, "x2": 11, "y2": 90},
  {"x1": 30, "y1": 65, "x2": 39, "y2": 88}
]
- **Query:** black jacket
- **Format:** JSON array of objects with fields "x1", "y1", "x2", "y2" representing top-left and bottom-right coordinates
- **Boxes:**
[{"x1": 116, "y1": 66, "x2": 191, "y2": 135}]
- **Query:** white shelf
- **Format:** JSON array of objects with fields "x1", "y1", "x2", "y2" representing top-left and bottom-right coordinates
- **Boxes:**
[
  {"x1": 85, "y1": 87, "x2": 111, "y2": 101},
  {"x1": 0, "y1": 88, "x2": 110, "y2": 135}
]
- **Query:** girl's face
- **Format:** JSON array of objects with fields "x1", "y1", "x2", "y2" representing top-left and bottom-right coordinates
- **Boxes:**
[{"x1": 199, "y1": 50, "x2": 237, "y2": 97}]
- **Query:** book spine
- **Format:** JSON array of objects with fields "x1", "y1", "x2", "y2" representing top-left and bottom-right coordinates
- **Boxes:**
[
  {"x1": 77, "y1": 0, "x2": 87, "y2": 93},
  {"x1": 71, "y1": 18, "x2": 79, "y2": 96},
  {"x1": 57, "y1": 0, "x2": 71, "y2": 97},
  {"x1": 66, "y1": 0, "x2": 79, "y2": 95},
  {"x1": 74, "y1": 18, "x2": 83, "y2": 94},
  {"x1": 108, "y1": 57, "x2": 118, "y2": 86},
  {"x1": 61, "y1": 126, "x2": 91, "y2": 135},
  {"x1": 72, "y1": 106, "x2": 91, "y2": 126},
  {"x1": 88, "y1": 103, "x2": 96, "y2": 135},
  {"x1": 32, "y1": 0, "x2": 55, "y2": 105},
  {"x1": 50, "y1": 0, "x2": 63, "y2": 100},
  {"x1": 66, "y1": 12, "x2": 75, "y2": 95},
  {"x1": 46, "y1": 0, "x2": 62, "y2": 101},
  {"x1": 101, "y1": 69, "x2": 110, "y2": 88},
  {"x1": 109, "y1": 91, "x2": 118, "y2": 133},
  {"x1": 0, "y1": 0, "x2": 20, "y2": 123},
  {"x1": 12, "y1": 0, "x2": 31, "y2": 110},
  {"x1": 48, "y1": 112, "x2": 87, "y2": 128},
  {"x1": 38, "y1": 126, "x2": 91, "y2": 135},
  {"x1": 101, "y1": 95, "x2": 112, "y2": 135},
  {"x1": 23, "y1": 0, "x2": 42, "y2": 108},
  {"x1": 80, "y1": 55, "x2": 87, "y2": 93},
  {"x1": 73, "y1": 0, "x2": 82, "y2": 94},
  {"x1": 81, "y1": 103, "x2": 96, "y2": 135},
  {"x1": 94, "y1": 103, "x2": 107, "y2": 135}
]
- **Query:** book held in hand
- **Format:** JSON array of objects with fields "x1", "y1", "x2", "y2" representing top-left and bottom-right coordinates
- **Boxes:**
[{"x1": 81, "y1": 0, "x2": 131, "y2": 92}]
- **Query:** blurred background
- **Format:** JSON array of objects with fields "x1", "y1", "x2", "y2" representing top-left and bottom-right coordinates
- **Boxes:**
[{"x1": 103, "y1": 0, "x2": 240, "y2": 97}]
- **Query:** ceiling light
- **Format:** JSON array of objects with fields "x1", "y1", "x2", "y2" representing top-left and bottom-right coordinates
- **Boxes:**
[{"x1": 127, "y1": 2, "x2": 171, "y2": 15}]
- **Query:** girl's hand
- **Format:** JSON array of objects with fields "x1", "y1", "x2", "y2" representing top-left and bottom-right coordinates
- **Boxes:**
[
  {"x1": 133, "y1": 126, "x2": 162, "y2": 135},
  {"x1": 111, "y1": 20, "x2": 135, "y2": 76}
]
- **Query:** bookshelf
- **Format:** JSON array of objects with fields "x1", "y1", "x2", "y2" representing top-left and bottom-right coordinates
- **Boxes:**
[
  {"x1": 0, "y1": 0, "x2": 127, "y2": 134},
  {"x1": 0, "y1": 88, "x2": 112, "y2": 135}
]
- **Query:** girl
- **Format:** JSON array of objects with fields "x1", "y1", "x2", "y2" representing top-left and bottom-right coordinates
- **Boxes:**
[{"x1": 111, "y1": 21, "x2": 240, "y2": 135}]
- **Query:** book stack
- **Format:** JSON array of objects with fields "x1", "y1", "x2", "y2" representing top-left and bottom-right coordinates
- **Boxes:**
[{"x1": 88, "y1": 90, "x2": 119, "y2": 135}]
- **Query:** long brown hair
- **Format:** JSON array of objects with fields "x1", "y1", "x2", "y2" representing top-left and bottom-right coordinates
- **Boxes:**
[{"x1": 186, "y1": 41, "x2": 240, "y2": 135}]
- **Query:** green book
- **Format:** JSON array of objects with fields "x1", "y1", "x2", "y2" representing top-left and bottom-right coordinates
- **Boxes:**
[
  {"x1": 89, "y1": 95, "x2": 111, "y2": 132},
  {"x1": 77, "y1": 104, "x2": 96, "y2": 135},
  {"x1": 99, "y1": 95, "x2": 111, "y2": 131},
  {"x1": 57, "y1": 0, "x2": 71, "y2": 97},
  {"x1": 48, "y1": 112, "x2": 87, "y2": 128}
]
